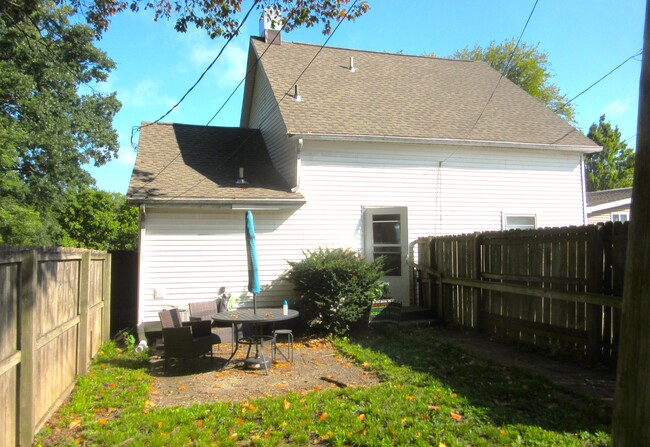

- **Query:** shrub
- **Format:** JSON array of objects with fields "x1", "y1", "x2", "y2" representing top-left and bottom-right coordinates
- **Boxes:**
[{"x1": 285, "y1": 247, "x2": 387, "y2": 335}]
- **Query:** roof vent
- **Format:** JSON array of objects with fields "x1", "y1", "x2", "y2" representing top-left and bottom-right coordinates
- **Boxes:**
[
  {"x1": 292, "y1": 84, "x2": 303, "y2": 102},
  {"x1": 235, "y1": 167, "x2": 248, "y2": 186},
  {"x1": 260, "y1": 8, "x2": 282, "y2": 45},
  {"x1": 349, "y1": 56, "x2": 356, "y2": 73}
]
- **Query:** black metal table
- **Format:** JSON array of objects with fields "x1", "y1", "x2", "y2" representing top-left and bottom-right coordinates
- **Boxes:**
[{"x1": 212, "y1": 308, "x2": 299, "y2": 374}]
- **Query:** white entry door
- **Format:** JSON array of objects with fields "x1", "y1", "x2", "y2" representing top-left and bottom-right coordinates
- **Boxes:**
[{"x1": 364, "y1": 207, "x2": 409, "y2": 305}]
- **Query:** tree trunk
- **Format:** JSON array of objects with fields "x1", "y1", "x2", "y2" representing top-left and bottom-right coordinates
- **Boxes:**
[{"x1": 611, "y1": 1, "x2": 650, "y2": 444}]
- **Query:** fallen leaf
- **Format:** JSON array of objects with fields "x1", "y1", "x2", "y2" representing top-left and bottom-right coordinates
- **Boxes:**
[
  {"x1": 319, "y1": 412, "x2": 329, "y2": 421},
  {"x1": 157, "y1": 421, "x2": 163, "y2": 429},
  {"x1": 439, "y1": 442, "x2": 447, "y2": 447},
  {"x1": 284, "y1": 400, "x2": 291, "y2": 410},
  {"x1": 196, "y1": 419, "x2": 203, "y2": 428},
  {"x1": 98, "y1": 418, "x2": 107, "y2": 426},
  {"x1": 107, "y1": 383, "x2": 117, "y2": 389},
  {"x1": 235, "y1": 418, "x2": 245, "y2": 425},
  {"x1": 450, "y1": 393, "x2": 458, "y2": 398},
  {"x1": 69, "y1": 419, "x2": 81, "y2": 430},
  {"x1": 229, "y1": 433, "x2": 238, "y2": 439},
  {"x1": 178, "y1": 385, "x2": 187, "y2": 391},
  {"x1": 358, "y1": 413, "x2": 365, "y2": 421},
  {"x1": 450, "y1": 412, "x2": 463, "y2": 422},
  {"x1": 406, "y1": 395, "x2": 415, "y2": 401}
]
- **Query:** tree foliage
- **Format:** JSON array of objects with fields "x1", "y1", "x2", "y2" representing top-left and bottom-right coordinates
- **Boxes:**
[
  {"x1": 1, "y1": 1, "x2": 124, "y2": 247},
  {"x1": 585, "y1": 114, "x2": 635, "y2": 192},
  {"x1": 450, "y1": 39, "x2": 576, "y2": 123},
  {"x1": 57, "y1": 187, "x2": 139, "y2": 250},
  {"x1": 3, "y1": 0, "x2": 370, "y2": 39}
]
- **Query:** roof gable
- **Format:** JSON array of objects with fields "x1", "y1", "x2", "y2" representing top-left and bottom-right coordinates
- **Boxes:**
[
  {"x1": 128, "y1": 122, "x2": 302, "y2": 203},
  {"x1": 246, "y1": 38, "x2": 598, "y2": 150}
]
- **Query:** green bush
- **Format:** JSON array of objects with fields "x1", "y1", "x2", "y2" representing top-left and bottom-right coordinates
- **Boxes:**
[{"x1": 285, "y1": 248, "x2": 387, "y2": 335}]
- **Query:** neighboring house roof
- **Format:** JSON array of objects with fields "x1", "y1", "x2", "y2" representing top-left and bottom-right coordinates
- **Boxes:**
[
  {"x1": 242, "y1": 38, "x2": 599, "y2": 152},
  {"x1": 127, "y1": 122, "x2": 304, "y2": 204},
  {"x1": 586, "y1": 187, "x2": 632, "y2": 213}
]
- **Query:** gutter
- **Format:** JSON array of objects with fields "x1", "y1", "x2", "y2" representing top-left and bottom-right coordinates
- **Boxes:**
[
  {"x1": 586, "y1": 198, "x2": 632, "y2": 214},
  {"x1": 126, "y1": 197, "x2": 306, "y2": 209},
  {"x1": 287, "y1": 132, "x2": 602, "y2": 154}
]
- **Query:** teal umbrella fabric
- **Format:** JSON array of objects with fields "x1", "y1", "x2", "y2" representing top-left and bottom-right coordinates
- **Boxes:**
[{"x1": 245, "y1": 210, "x2": 261, "y2": 313}]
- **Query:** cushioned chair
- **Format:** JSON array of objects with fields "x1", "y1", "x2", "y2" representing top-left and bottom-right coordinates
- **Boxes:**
[
  {"x1": 188, "y1": 298, "x2": 242, "y2": 352},
  {"x1": 158, "y1": 308, "x2": 221, "y2": 370}
]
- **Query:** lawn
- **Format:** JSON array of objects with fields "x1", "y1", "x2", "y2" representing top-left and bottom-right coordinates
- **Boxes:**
[{"x1": 35, "y1": 325, "x2": 610, "y2": 446}]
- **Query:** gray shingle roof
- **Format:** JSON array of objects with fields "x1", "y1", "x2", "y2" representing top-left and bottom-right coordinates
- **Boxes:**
[
  {"x1": 248, "y1": 38, "x2": 598, "y2": 149},
  {"x1": 587, "y1": 187, "x2": 633, "y2": 207},
  {"x1": 127, "y1": 122, "x2": 303, "y2": 203}
]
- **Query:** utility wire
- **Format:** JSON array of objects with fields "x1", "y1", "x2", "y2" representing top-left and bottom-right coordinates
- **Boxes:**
[
  {"x1": 169, "y1": 0, "x2": 360, "y2": 200},
  {"x1": 130, "y1": 0, "x2": 259, "y2": 149},
  {"x1": 464, "y1": 0, "x2": 539, "y2": 140}
]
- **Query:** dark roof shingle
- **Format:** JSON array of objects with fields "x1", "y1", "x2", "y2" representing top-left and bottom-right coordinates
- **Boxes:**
[
  {"x1": 587, "y1": 187, "x2": 633, "y2": 207},
  {"x1": 128, "y1": 123, "x2": 303, "y2": 203}
]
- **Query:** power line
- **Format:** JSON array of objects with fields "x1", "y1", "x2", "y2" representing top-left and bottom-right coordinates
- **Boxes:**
[
  {"x1": 169, "y1": 0, "x2": 360, "y2": 200},
  {"x1": 130, "y1": 0, "x2": 259, "y2": 149},
  {"x1": 464, "y1": 0, "x2": 539, "y2": 140}
]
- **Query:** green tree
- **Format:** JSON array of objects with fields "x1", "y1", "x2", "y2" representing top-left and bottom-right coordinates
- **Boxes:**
[
  {"x1": 2, "y1": 0, "x2": 370, "y2": 39},
  {"x1": 0, "y1": 1, "x2": 120, "y2": 245},
  {"x1": 57, "y1": 187, "x2": 139, "y2": 250},
  {"x1": 584, "y1": 115, "x2": 635, "y2": 191},
  {"x1": 451, "y1": 39, "x2": 576, "y2": 123}
]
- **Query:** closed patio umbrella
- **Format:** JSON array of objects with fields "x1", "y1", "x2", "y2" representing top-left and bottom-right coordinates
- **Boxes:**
[{"x1": 245, "y1": 210, "x2": 261, "y2": 314}]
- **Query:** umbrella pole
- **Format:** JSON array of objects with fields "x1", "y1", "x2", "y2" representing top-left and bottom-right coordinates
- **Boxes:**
[{"x1": 253, "y1": 293, "x2": 257, "y2": 314}]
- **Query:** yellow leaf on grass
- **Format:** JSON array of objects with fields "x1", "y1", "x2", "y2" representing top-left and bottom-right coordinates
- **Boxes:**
[
  {"x1": 406, "y1": 395, "x2": 415, "y2": 401},
  {"x1": 108, "y1": 383, "x2": 117, "y2": 389},
  {"x1": 500, "y1": 429, "x2": 507, "y2": 436},
  {"x1": 428, "y1": 405, "x2": 439, "y2": 411},
  {"x1": 450, "y1": 412, "x2": 463, "y2": 422},
  {"x1": 69, "y1": 419, "x2": 81, "y2": 430},
  {"x1": 157, "y1": 421, "x2": 163, "y2": 429},
  {"x1": 450, "y1": 393, "x2": 458, "y2": 398},
  {"x1": 235, "y1": 418, "x2": 245, "y2": 425},
  {"x1": 229, "y1": 433, "x2": 238, "y2": 439},
  {"x1": 248, "y1": 403, "x2": 257, "y2": 411},
  {"x1": 439, "y1": 442, "x2": 447, "y2": 447},
  {"x1": 196, "y1": 419, "x2": 203, "y2": 428},
  {"x1": 319, "y1": 412, "x2": 329, "y2": 421},
  {"x1": 284, "y1": 400, "x2": 291, "y2": 410},
  {"x1": 358, "y1": 413, "x2": 365, "y2": 421},
  {"x1": 313, "y1": 385, "x2": 322, "y2": 391},
  {"x1": 98, "y1": 418, "x2": 108, "y2": 426}
]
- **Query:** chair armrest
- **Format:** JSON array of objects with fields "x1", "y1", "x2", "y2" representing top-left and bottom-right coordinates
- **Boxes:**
[{"x1": 183, "y1": 319, "x2": 212, "y2": 337}]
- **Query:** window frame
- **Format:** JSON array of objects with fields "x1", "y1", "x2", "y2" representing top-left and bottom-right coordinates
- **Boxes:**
[{"x1": 502, "y1": 213, "x2": 537, "y2": 231}]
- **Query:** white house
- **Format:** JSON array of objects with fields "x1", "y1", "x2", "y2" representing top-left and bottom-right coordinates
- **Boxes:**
[
  {"x1": 127, "y1": 28, "x2": 600, "y2": 328},
  {"x1": 586, "y1": 187, "x2": 632, "y2": 224}
]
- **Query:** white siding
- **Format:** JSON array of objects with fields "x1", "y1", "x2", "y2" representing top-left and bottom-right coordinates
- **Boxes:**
[
  {"x1": 247, "y1": 63, "x2": 296, "y2": 186},
  {"x1": 587, "y1": 205, "x2": 631, "y2": 224},
  {"x1": 138, "y1": 140, "x2": 587, "y2": 322}
]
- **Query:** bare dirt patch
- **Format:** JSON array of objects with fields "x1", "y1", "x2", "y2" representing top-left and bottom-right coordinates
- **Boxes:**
[{"x1": 148, "y1": 338, "x2": 382, "y2": 407}]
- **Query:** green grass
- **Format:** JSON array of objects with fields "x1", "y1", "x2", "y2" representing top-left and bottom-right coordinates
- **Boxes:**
[{"x1": 35, "y1": 326, "x2": 610, "y2": 446}]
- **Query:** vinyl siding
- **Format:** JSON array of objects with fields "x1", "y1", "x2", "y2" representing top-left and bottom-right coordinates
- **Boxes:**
[
  {"x1": 587, "y1": 205, "x2": 631, "y2": 224},
  {"x1": 247, "y1": 62, "x2": 296, "y2": 186},
  {"x1": 137, "y1": 140, "x2": 586, "y2": 323}
]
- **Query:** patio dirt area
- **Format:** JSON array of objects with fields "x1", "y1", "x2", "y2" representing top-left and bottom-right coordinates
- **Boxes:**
[
  {"x1": 148, "y1": 337, "x2": 382, "y2": 408},
  {"x1": 147, "y1": 326, "x2": 616, "y2": 410}
]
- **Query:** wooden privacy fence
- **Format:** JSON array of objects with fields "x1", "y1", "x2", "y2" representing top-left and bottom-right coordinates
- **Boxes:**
[
  {"x1": 414, "y1": 222, "x2": 627, "y2": 365},
  {"x1": 0, "y1": 247, "x2": 111, "y2": 447}
]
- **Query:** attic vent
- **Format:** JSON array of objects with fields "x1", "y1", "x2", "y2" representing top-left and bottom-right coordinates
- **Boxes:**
[
  {"x1": 349, "y1": 56, "x2": 356, "y2": 72},
  {"x1": 292, "y1": 84, "x2": 303, "y2": 102}
]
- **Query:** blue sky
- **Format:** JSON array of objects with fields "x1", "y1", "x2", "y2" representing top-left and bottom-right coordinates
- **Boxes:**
[{"x1": 85, "y1": 0, "x2": 646, "y2": 193}]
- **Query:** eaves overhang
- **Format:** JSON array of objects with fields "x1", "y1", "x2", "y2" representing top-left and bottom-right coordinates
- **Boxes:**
[
  {"x1": 287, "y1": 132, "x2": 602, "y2": 154},
  {"x1": 126, "y1": 197, "x2": 306, "y2": 210}
]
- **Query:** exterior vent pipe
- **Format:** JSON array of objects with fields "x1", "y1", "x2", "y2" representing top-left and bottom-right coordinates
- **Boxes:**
[
  {"x1": 349, "y1": 56, "x2": 356, "y2": 72},
  {"x1": 293, "y1": 84, "x2": 303, "y2": 102}
]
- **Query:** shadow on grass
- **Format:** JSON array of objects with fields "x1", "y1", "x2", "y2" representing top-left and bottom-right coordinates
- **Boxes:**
[{"x1": 351, "y1": 324, "x2": 611, "y2": 434}]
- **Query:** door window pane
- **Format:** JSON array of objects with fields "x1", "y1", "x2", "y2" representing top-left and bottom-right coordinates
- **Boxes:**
[
  {"x1": 374, "y1": 246, "x2": 402, "y2": 276},
  {"x1": 372, "y1": 214, "x2": 401, "y2": 244}
]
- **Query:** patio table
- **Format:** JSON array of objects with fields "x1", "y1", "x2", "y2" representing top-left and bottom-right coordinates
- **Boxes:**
[{"x1": 212, "y1": 308, "x2": 299, "y2": 374}]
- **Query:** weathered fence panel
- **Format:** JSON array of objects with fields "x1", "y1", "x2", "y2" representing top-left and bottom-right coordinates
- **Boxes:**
[
  {"x1": 0, "y1": 247, "x2": 111, "y2": 447},
  {"x1": 414, "y1": 222, "x2": 626, "y2": 365}
]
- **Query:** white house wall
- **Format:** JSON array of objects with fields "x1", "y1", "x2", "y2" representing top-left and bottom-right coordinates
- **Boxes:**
[{"x1": 138, "y1": 139, "x2": 586, "y2": 323}]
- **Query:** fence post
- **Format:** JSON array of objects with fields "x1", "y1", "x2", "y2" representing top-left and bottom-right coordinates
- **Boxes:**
[
  {"x1": 77, "y1": 252, "x2": 90, "y2": 374},
  {"x1": 19, "y1": 250, "x2": 37, "y2": 447},
  {"x1": 586, "y1": 225, "x2": 605, "y2": 361},
  {"x1": 473, "y1": 232, "x2": 483, "y2": 330},
  {"x1": 102, "y1": 253, "x2": 112, "y2": 343}
]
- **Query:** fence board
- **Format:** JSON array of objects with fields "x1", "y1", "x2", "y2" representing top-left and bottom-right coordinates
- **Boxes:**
[
  {"x1": 415, "y1": 222, "x2": 627, "y2": 365},
  {"x1": 0, "y1": 247, "x2": 111, "y2": 446}
]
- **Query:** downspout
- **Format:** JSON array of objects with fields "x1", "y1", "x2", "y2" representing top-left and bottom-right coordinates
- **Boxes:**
[
  {"x1": 136, "y1": 204, "x2": 148, "y2": 350},
  {"x1": 291, "y1": 137, "x2": 303, "y2": 193},
  {"x1": 580, "y1": 154, "x2": 588, "y2": 225}
]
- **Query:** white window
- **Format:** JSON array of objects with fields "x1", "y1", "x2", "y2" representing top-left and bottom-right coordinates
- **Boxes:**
[
  {"x1": 503, "y1": 214, "x2": 537, "y2": 230},
  {"x1": 612, "y1": 212, "x2": 629, "y2": 222}
]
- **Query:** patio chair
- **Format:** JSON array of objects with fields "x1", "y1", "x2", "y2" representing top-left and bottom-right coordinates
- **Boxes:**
[
  {"x1": 158, "y1": 308, "x2": 221, "y2": 370},
  {"x1": 188, "y1": 299, "x2": 242, "y2": 352}
]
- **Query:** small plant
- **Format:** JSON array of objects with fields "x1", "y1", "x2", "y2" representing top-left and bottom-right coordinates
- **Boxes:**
[
  {"x1": 284, "y1": 247, "x2": 386, "y2": 335},
  {"x1": 123, "y1": 333, "x2": 137, "y2": 351}
]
